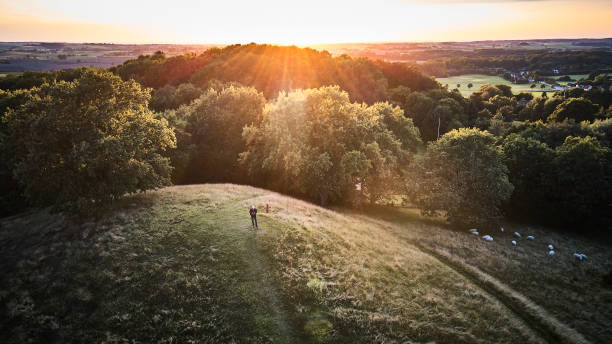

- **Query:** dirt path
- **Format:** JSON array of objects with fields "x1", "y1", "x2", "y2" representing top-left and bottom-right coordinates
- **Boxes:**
[
  {"x1": 244, "y1": 226, "x2": 303, "y2": 344},
  {"x1": 358, "y1": 214, "x2": 591, "y2": 344},
  {"x1": 414, "y1": 242, "x2": 591, "y2": 344},
  {"x1": 205, "y1": 188, "x2": 587, "y2": 343},
  {"x1": 214, "y1": 197, "x2": 302, "y2": 344}
]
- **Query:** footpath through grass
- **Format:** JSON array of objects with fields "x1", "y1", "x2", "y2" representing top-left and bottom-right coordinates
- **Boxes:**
[
  {"x1": 0, "y1": 185, "x2": 300, "y2": 343},
  {"x1": 1, "y1": 184, "x2": 553, "y2": 343},
  {"x1": 356, "y1": 206, "x2": 612, "y2": 344}
]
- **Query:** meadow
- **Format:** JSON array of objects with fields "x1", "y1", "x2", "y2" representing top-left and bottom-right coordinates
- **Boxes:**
[
  {"x1": 435, "y1": 74, "x2": 588, "y2": 97},
  {"x1": 1, "y1": 184, "x2": 608, "y2": 343}
]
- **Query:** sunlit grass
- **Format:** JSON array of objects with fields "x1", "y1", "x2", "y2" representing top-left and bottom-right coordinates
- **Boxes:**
[
  {"x1": 3, "y1": 184, "x2": 606, "y2": 342},
  {"x1": 435, "y1": 74, "x2": 584, "y2": 97},
  {"x1": 358, "y1": 206, "x2": 612, "y2": 344}
]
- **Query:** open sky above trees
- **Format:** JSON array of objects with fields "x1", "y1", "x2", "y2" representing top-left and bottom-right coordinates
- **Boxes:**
[{"x1": 1, "y1": 0, "x2": 611, "y2": 44}]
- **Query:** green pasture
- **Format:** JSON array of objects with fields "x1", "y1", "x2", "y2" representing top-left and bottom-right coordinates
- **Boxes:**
[{"x1": 436, "y1": 74, "x2": 589, "y2": 97}]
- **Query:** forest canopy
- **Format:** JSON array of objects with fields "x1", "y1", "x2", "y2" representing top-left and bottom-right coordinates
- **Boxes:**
[
  {"x1": 0, "y1": 44, "x2": 611, "y2": 232},
  {"x1": 111, "y1": 44, "x2": 439, "y2": 103}
]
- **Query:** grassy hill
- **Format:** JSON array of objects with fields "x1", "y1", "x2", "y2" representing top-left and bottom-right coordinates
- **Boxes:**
[{"x1": 0, "y1": 184, "x2": 609, "y2": 343}]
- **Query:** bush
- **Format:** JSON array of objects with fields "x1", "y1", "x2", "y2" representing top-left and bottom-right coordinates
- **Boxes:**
[{"x1": 2, "y1": 69, "x2": 176, "y2": 212}]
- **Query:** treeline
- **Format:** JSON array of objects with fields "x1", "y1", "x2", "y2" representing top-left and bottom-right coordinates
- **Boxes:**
[
  {"x1": 420, "y1": 50, "x2": 612, "y2": 77},
  {"x1": 1, "y1": 44, "x2": 611, "y2": 234},
  {"x1": 111, "y1": 43, "x2": 439, "y2": 104}
]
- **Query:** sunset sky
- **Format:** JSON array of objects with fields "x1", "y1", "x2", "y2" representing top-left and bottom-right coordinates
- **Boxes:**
[{"x1": 1, "y1": 0, "x2": 611, "y2": 45}]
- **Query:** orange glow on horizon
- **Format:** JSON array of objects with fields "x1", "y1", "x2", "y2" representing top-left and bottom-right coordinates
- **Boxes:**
[{"x1": 0, "y1": 0, "x2": 611, "y2": 45}]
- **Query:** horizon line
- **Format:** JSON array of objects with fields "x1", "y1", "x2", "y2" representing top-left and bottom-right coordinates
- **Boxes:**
[{"x1": 2, "y1": 36, "x2": 612, "y2": 47}]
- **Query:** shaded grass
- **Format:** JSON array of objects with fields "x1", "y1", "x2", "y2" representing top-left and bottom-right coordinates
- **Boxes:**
[
  {"x1": 357, "y1": 205, "x2": 612, "y2": 344},
  {"x1": 0, "y1": 186, "x2": 294, "y2": 343},
  {"x1": 1, "y1": 184, "x2": 549, "y2": 343},
  {"x1": 249, "y1": 187, "x2": 543, "y2": 343}
]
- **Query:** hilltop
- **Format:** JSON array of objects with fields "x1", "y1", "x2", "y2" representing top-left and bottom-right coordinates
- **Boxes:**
[{"x1": 1, "y1": 184, "x2": 610, "y2": 343}]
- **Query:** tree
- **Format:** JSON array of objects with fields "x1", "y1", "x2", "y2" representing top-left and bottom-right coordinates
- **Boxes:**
[
  {"x1": 410, "y1": 128, "x2": 513, "y2": 227},
  {"x1": 467, "y1": 83, "x2": 473, "y2": 89},
  {"x1": 488, "y1": 113, "x2": 511, "y2": 136},
  {"x1": 485, "y1": 95, "x2": 517, "y2": 116},
  {"x1": 150, "y1": 82, "x2": 204, "y2": 112},
  {"x1": 457, "y1": 84, "x2": 461, "y2": 88},
  {"x1": 500, "y1": 134, "x2": 555, "y2": 220},
  {"x1": 552, "y1": 136, "x2": 611, "y2": 226},
  {"x1": 399, "y1": 92, "x2": 468, "y2": 142},
  {"x1": 0, "y1": 67, "x2": 93, "y2": 91},
  {"x1": 176, "y1": 85, "x2": 266, "y2": 183},
  {"x1": 515, "y1": 92, "x2": 533, "y2": 102},
  {"x1": 543, "y1": 97, "x2": 565, "y2": 119},
  {"x1": 474, "y1": 108, "x2": 493, "y2": 130},
  {"x1": 150, "y1": 84, "x2": 177, "y2": 111},
  {"x1": 3, "y1": 69, "x2": 176, "y2": 211},
  {"x1": 511, "y1": 120, "x2": 603, "y2": 149},
  {"x1": 432, "y1": 99, "x2": 467, "y2": 140},
  {"x1": 547, "y1": 97, "x2": 600, "y2": 122},
  {"x1": 241, "y1": 86, "x2": 420, "y2": 206},
  {"x1": 517, "y1": 97, "x2": 546, "y2": 122},
  {"x1": 477, "y1": 84, "x2": 513, "y2": 100},
  {"x1": 400, "y1": 91, "x2": 435, "y2": 140}
]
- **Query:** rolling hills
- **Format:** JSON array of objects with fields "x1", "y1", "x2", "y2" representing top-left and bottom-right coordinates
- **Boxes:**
[{"x1": 1, "y1": 184, "x2": 609, "y2": 343}]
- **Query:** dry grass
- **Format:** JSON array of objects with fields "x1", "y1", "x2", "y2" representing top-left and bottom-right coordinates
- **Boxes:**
[
  {"x1": 3, "y1": 184, "x2": 596, "y2": 343},
  {"x1": 227, "y1": 185, "x2": 544, "y2": 343},
  {"x1": 356, "y1": 206, "x2": 612, "y2": 344}
]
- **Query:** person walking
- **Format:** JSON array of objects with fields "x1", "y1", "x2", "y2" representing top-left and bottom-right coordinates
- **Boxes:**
[{"x1": 249, "y1": 205, "x2": 258, "y2": 229}]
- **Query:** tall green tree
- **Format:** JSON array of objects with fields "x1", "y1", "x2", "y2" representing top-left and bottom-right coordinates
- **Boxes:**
[
  {"x1": 2, "y1": 70, "x2": 176, "y2": 211},
  {"x1": 175, "y1": 85, "x2": 266, "y2": 183},
  {"x1": 410, "y1": 128, "x2": 513, "y2": 227},
  {"x1": 241, "y1": 86, "x2": 420, "y2": 205},
  {"x1": 500, "y1": 134, "x2": 556, "y2": 220},
  {"x1": 552, "y1": 136, "x2": 612, "y2": 226}
]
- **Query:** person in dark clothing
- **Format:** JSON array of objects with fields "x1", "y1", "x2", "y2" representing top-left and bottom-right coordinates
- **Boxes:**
[{"x1": 249, "y1": 205, "x2": 258, "y2": 228}]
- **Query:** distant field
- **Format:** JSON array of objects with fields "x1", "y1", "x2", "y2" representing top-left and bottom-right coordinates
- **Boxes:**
[
  {"x1": 436, "y1": 74, "x2": 588, "y2": 97},
  {"x1": 0, "y1": 72, "x2": 22, "y2": 78},
  {"x1": 0, "y1": 42, "x2": 220, "y2": 73}
]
